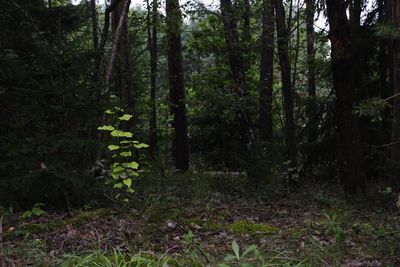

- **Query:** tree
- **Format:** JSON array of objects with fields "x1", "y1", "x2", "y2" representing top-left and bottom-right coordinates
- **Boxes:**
[
  {"x1": 147, "y1": 0, "x2": 158, "y2": 160},
  {"x1": 259, "y1": 0, "x2": 275, "y2": 142},
  {"x1": 305, "y1": 0, "x2": 317, "y2": 142},
  {"x1": 275, "y1": 0, "x2": 297, "y2": 181},
  {"x1": 220, "y1": 0, "x2": 253, "y2": 149},
  {"x1": 326, "y1": 0, "x2": 364, "y2": 193},
  {"x1": 111, "y1": 0, "x2": 134, "y2": 113},
  {"x1": 389, "y1": 0, "x2": 400, "y2": 186},
  {"x1": 166, "y1": 0, "x2": 189, "y2": 171}
]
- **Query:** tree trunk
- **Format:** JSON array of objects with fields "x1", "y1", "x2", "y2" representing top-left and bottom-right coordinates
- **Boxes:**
[
  {"x1": 89, "y1": 0, "x2": 101, "y2": 96},
  {"x1": 111, "y1": 0, "x2": 134, "y2": 114},
  {"x1": 259, "y1": 0, "x2": 274, "y2": 142},
  {"x1": 390, "y1": 0, "x2": 400, "y2": 186},
  {"x1": 275, "y1": 0, "x2": 297, "y2": 182},
  {"x1": 104, "y1": 0, "x2": 130, "y2": 96},
  {"x1": 305, "y1": 0, "x2": 317, "y2": 141},
  {"x1": 326, "y1": 0, "x2": 364, "y2": 194},
  {"x1": 147, "y1": 0, "x2": 158, "y2": 160},
  {"x1": 220, "y1": 0, "x2": 253, "y2": 148},
  {"x1": 166, "y1": 0, "x2": 189, "y2": 171}
]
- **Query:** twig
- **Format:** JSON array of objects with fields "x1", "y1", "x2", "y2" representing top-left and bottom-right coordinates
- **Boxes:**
[{"x1": 372, "y1": 139, "x2": 400, "y2": 149}]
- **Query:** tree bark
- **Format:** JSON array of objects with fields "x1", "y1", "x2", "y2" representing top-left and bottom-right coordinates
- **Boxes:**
[
  {"x1": 147, "y1": 0, "x2": 158, "y2": 160},
  {"x1": 111, "y1": 0, "x2": 134, "y2": 113},
  {"x1": 259, "y1": 0, "x2": 274, "y2": 142},
  {"x1": 326, "y1": 0, "x2": 364, "y2": 194},
  {"x1": 166, "y1": 0, "x2": 189, "y2": 171},
  {"x1": 275, "y1": 0, "x2": 297, "y2": 182},
  {"x1": 104, "y1": 0, "x2": 130, "y2": 95},
  {"x1": 220, "y1": 0, "x2": 253, "y2": 148},
  {"x1": 305, "y1": 0, "x2": 317, "y2": 141},
  {"x1": 390, "y1": 0, "x2": 400, "y2": 186}
]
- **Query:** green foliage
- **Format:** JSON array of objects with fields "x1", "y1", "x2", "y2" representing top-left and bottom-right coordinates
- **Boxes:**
[
  {"x1": 98, "y1": 107, "x2": 148, "y2": 201},
  {"x1": 219, "y1": 240, "x2": 260, "y2": 267},
  {"x1": 354, "y1": 97, "x2": 390, "y2": 122},
  {"x1": 21, "y1": 203, "x2": 47, "y2": 219}
]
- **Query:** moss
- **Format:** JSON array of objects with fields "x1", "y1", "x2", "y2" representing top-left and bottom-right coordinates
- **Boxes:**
[
  {"x1": 49, "y1": 208, "x2": 112, "y2": 229},
  {"x1": 230, "y1": 220, "x2": 278, "y2": 235}
]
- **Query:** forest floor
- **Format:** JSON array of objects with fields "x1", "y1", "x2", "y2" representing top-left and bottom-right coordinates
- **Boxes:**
[{"x1": 1, "y1": 172, "x2": 399, "y2": 266}]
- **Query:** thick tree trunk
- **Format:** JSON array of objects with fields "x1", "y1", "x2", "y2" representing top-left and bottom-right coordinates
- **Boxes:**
[
  {"x1": 305, "y1": 0, "x2": 317, "y2": 141},
  {"x1": 166, "y1": 0, "x2": 189, "y2": 171},
  {"x1": 390, "y1": 0, "x2": 400, "y2": 186},
  {"x1": 259, "y1": 0, "x2": 274, "y2": 142},
  {"x1": 275, "y1": 0, "x2": 297, "y2": 182},
  {"x1": 326, "y1": 0, "x2": 364, "y2": 194},
  {"x1": 220, "y1": 0, "x2": 253, "y2": 148},
  {"x1": 147, "y1": 0, "x2": 158, "y2": 160}
]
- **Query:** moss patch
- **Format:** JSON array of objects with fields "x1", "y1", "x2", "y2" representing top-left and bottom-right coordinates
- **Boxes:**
[{"x1": 230, "y1": 220, "x2": 278, "y2": 235}]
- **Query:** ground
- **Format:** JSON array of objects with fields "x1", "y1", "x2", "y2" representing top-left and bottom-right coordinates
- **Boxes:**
[{"x1": 1, "y1": 172, "x2": 399, "y2": 266}]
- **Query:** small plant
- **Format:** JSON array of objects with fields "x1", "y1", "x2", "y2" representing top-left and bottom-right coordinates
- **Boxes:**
[
  {"x1": 220, "y1": 240, "x2": 260, "y2": 267},
  {"x1": 321, "y1": 213, "x2": 346, "y2": 244},
  {"x1": 22, "y1": 203, "x2": 46, "y2": 219},
  {"x1": 98, "y1": 107, "x2": 148, "y2": 202}
]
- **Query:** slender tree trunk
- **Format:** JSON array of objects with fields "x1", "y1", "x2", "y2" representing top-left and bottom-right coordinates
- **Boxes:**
[
  {"x1": 275, "y1": 0, "x2": 297, "y2": 182},
  {"x1": 305, "y1": 0, "x2": 317, "y2": 141},
  {"x1": 390, "y1": 0, "x2": 400, "y2": 186},
  {"x1": 111, "y1": 0, "x2": 134, "y2": 114},
  {"x1": 90, "y1": 0, "x2": 101, "y2": 96},
  {"x1": 147, "y1": 0, "x2": 158, "y2": 160},
  {"x1": 326, "y1": 0, "x2": 364, "y2": 194},
  {"x1": 105, "y1": 0, "x2": 130, "y2": 94},
  {"x1": 259, "y1": 0, "x2": 274, "y2": 142},
  {"x1": 220, "y1": 0, "x2": 253, "y2": 148},
  {"x1": 166, "y1": 0, "x2": 189, "y2": 171}
]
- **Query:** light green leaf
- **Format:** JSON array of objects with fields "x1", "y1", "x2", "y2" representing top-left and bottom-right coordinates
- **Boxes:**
[
  {"x1": 134, "y1": 143, "x2": 149, "y2": 149},
  {"x1": 105, "y1": 109, "x2": 114, "y2": 114},
  {"x1": 232, "y1": 240, "x2": 240, "y2": 260},
  {"x1": 125, "y1": 162, "x2": 139, "y2": 169},
  {"x1": 128, "y1": 170, "x2": 139, "y2": 177},
  {"x1": 120, "y1": 151, "x2": 132, "y2": 157},
  {"x1": 113, "y1": 183, "x2": 124, "y2": 188},
  {"x1": 108, "y1": 145, "x2": 120, "y2": 151},
  {"x1": 97, "y1": 125, "x2": 115, "y2": 131},
  {"x1": 123, "y1": 178, "x2": 132, "y2": 188},
  {"x1": 118, "y1": 114, "x2": 133, "y2": 121},
  {"x1": 120, "y1": 140, "x2": 133, "y2": 144},
  {"x1": 111, "y1": 130, "x2": 133, "y2": 138},
  {"x1": 126, "y1": 188, "x2": 134, "y2": 193}
]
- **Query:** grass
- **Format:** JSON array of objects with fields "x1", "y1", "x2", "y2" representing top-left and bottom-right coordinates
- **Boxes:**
[{"x1": 1, "y1": 171, "x2": 399, "y2": 266}]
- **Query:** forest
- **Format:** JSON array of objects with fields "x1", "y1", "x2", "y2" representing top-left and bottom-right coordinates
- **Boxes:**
[{"x1": 0, "y1": 0, "x2": 400, "y2": 265}]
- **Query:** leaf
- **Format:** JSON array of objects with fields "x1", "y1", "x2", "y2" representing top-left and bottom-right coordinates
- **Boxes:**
[
  {"x1": 123, "y1": 178, "x2": 132, "y2": 188},
  {"x1": 125, "y1": 162, "x2": 139, "y2": 169},
  {"x1": 232, "y1": 240, "x2": 240, "y2": 260},
  {"x1": 127, "y1": 170, "x2": 139, "y2": 177},
  {"x1": 97, "y1": 125, "x2": 115, "y2": 131},
  {"x1": 108, "y1": 145, "x2": 120, "y2": 151},
  {"x1": 105, "y1": 109, "x2": 114, "y2": 114},
  {"x1": 111, "y1": 130, "x2": 133, "y2": 138},
  {"x1": 120, "y1": 151, "x2": 132, "y2": 157},
  {"x1": 242, "y1": 245, "x2": 258, "y2": 257},
  {"x1": 113, "y1": 183, "x2": 124, "y2": 189},
  {"x1": 112, "y1": 166, "x2": 124, "y2": 174},
  {"x1": 120, "y1": 140, "x2": 133, "y2": 144},
  {"x1": 134, "y1": 143, "x2": 149, "y2": 149},
  {"x1": 118, "y1": 114, "x2": 133, "y2": 121}
]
